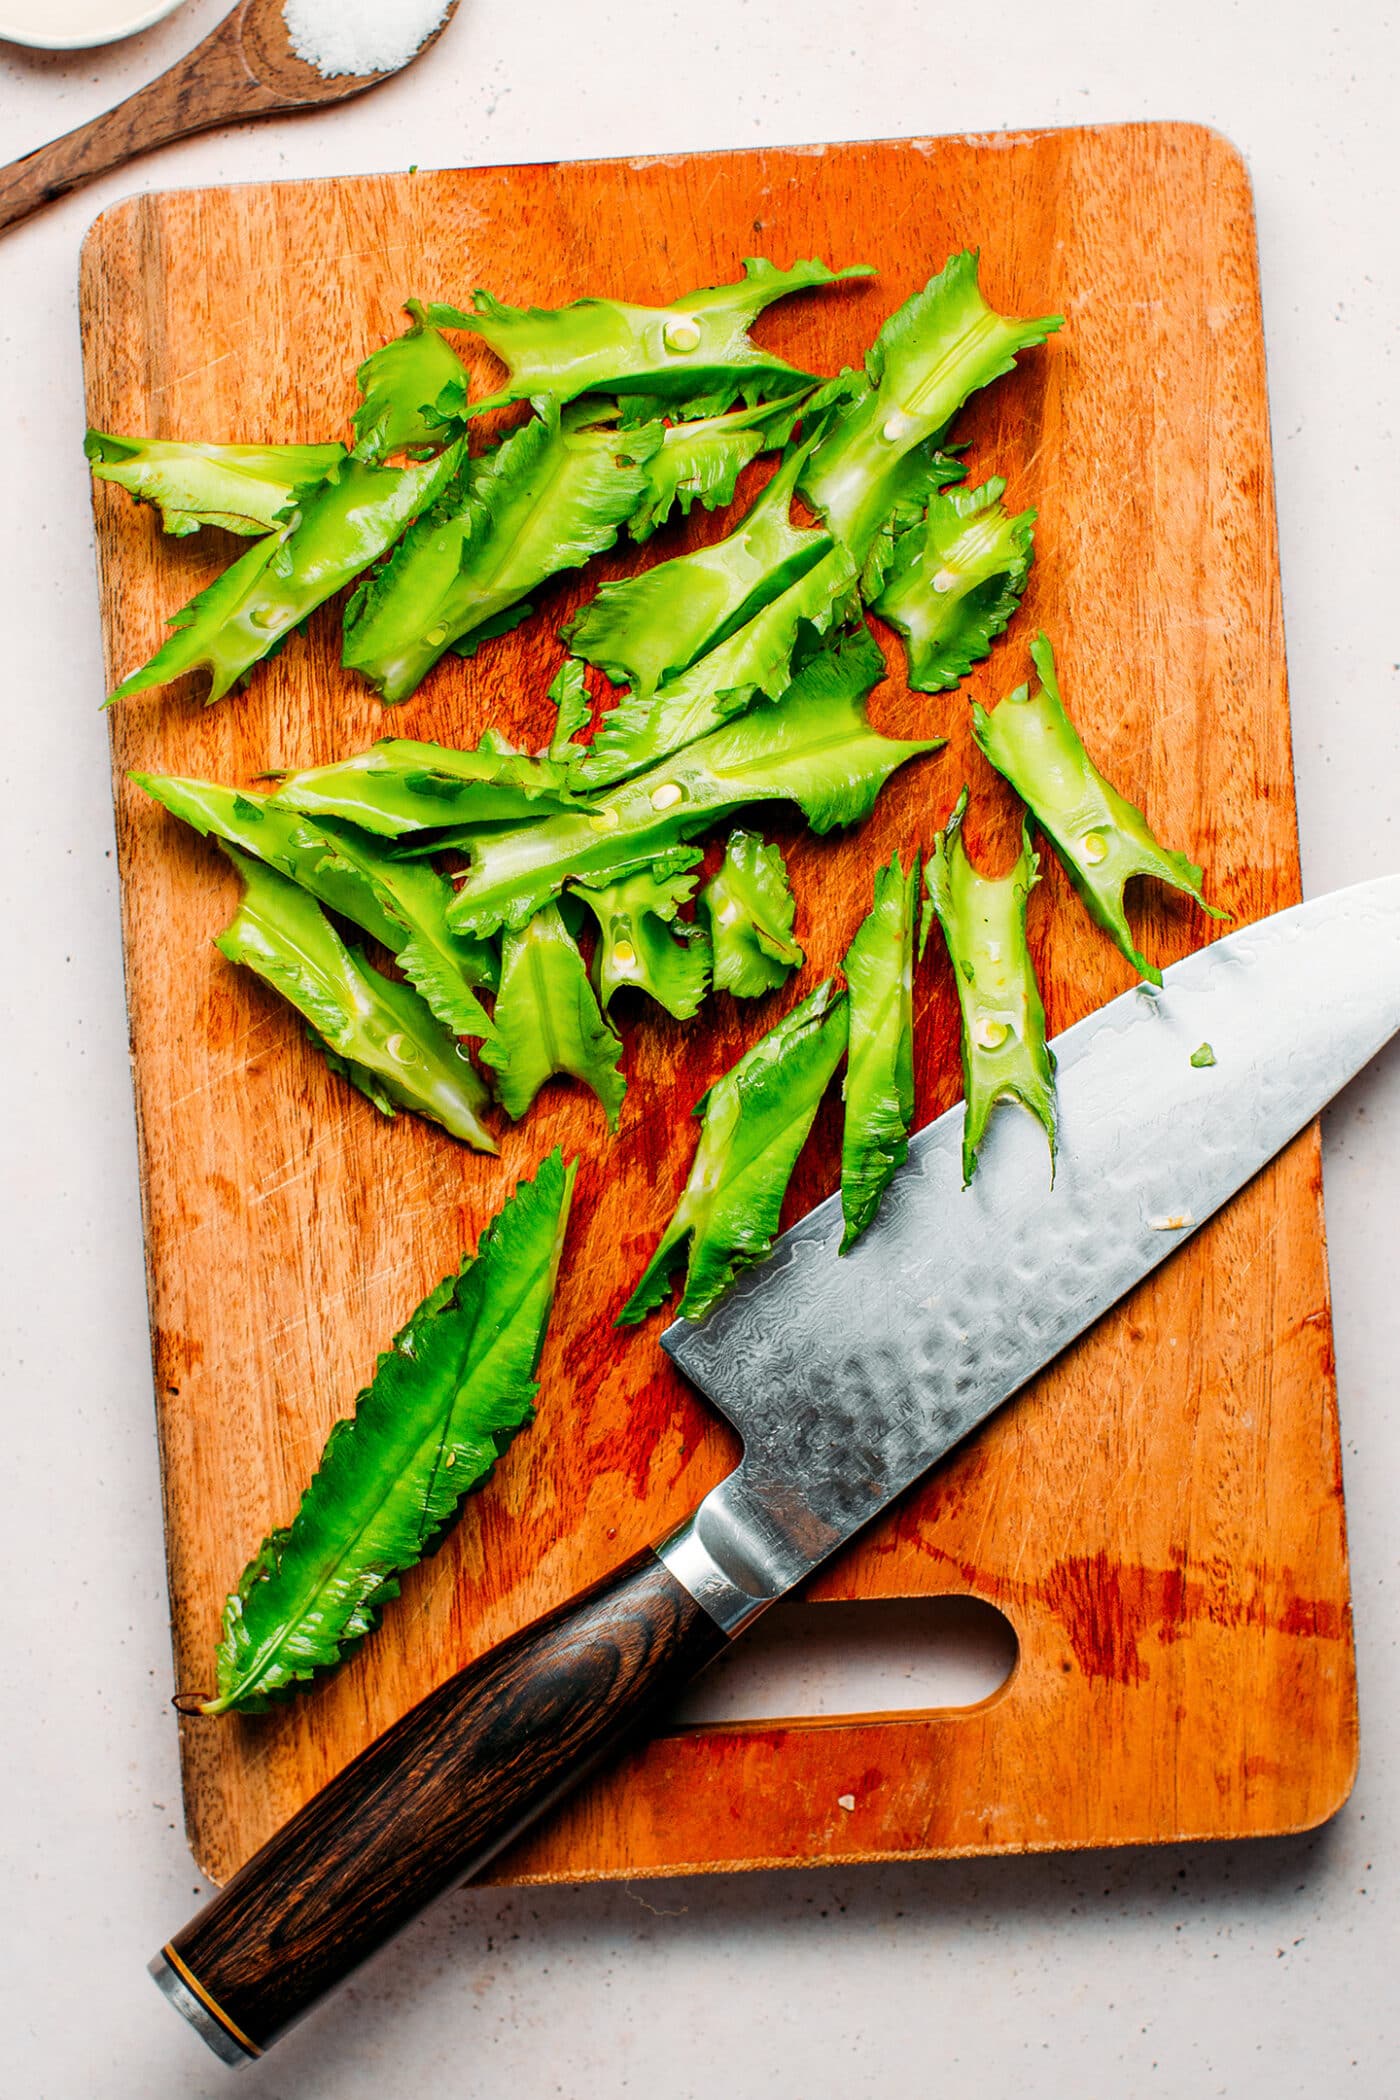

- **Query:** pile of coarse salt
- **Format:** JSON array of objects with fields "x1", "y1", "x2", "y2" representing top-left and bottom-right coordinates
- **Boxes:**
[{"x1": 282, "y1": 0, "x2": 451, "y2": 78}]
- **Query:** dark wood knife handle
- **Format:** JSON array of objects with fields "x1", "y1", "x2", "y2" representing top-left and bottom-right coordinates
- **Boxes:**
[{"x1": 158, "y1": 1549, "x2": 726, "y2": 2059}]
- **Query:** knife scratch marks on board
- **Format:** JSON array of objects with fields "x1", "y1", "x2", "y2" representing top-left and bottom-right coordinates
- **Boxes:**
[
  {"x1": 1012, "y1": 424, "x2": 1058, "y2": 490},
  {"x1": 247, "y1": 1114, "x2": 366, "y2": 1204},
  {"x1": 330, "y1": 242, "x2": 416, "y2": 269},
  {"x1": 153, "y1": 343, "x2": 252, "y2": 396},
  {"x1": 690, "y1": 167, "x2": 725, "y2": 221},
  {"x1": 168, "y1": 1019, "x2": 284, "y2": 1107},
  {"x1": 262, "y1": 1268, "x2": 422, "y2": 1351},
  {"x1": 1223, "y1": 1213, "x2": 1282, "y2": 1294}
]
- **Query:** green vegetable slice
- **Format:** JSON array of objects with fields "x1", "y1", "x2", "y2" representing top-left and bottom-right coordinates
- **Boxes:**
[
  {"x1": 428, "y1": 258, "x2": 873, "y2": 418},
  {"x1": 135, "y1": 772, "x2": 405, "y2": 947},
  {"x1": 546, "y1": 659, "x2": 593, "y2": 769},
  {"x1": 922, "y1": 788, "x2": 1055, "y2": 1185},
  {"x1": 84, "y1": 432, "x2": 347, "y2": 539},
  {"x1": 702, "y1": 830, "x2": 804, "y2": 997},
  {"x1": 566, "y1": 436, "x2": 831, "y2": 699},
  {"x1": 216, "y1": 851, "x2": 497, "y2": 1149},
  {"x1": 801, "y1": 251, "x2": 1061, "y2": 575},
  {"x1": 872, "y1": 478, "x2": 1035, "y2": 691},
  {"x1": 619, "y1": 979, "x2": 848, "y2": 1324},
  {"x1": 352, "y1": 300, "x2": 470, "y2": 462},
  {"x1": 309, "y1": 821, "x2": 499, "y2": 1037},
  {"x1": 204, "y1": 1148, "x2": 575, "y2": 1714},
  {"x1": 447, "y1": 629, "x2": 942, "y2": 936},
  {"x1": 629, "y1": 392, "x2": 811, "y2": 541},
  {"x1": 972, "y1": 634, "x2": 1227, "y2": 986},
  {"x1": 839, "y1": 850, "x2": 919, "y2": 1248},
  {"x1": 480, "y1": 902, "x2": 627, "y2": 1128},
  {"x1": 574, "y1": 854, "x2": 712, "y2": 1018},
  {"x1": 268, "y1": 732, "x2": 579, "y2": 836},
  {"x1": 854, "y1": 441, "x2": 970, "y2": 601},
  {"x1": 342, "y1": 402, "x2": 657, "y2": 702},
  {"x1": 110, "y1": 445, "x2": 463, "y2": 706},
  {"x1": 575, "y1": 538, "x2": 861, "y2": 787},
  {"x1": 135, "y1": 772, "x2": 498, "y2": 1038}
]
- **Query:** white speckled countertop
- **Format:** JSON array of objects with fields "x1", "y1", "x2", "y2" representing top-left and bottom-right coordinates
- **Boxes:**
[{"x1": 2, "y1": 2, "x2": 1397, "y2": 2093}]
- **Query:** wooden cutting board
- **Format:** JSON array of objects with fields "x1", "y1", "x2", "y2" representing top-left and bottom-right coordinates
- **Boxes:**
[{"x1": 80, "y1": 122, "x2": 1356, "y2": 1889}]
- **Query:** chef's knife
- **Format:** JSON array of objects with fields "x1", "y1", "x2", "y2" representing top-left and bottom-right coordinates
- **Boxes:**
[{"x1": 153, "y1": 874, "x2": 1400, "y2": 2064}]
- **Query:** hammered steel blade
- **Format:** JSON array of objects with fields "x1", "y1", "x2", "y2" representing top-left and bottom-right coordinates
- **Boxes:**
[{"x1": 658, "y1": 874, "x2": 1400, "y2": 1630}]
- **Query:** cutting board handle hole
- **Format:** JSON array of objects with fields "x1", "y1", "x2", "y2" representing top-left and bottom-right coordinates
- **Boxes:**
[{"x1": 669, "y1": 1594, "x2": 1018, "y2": 1730}]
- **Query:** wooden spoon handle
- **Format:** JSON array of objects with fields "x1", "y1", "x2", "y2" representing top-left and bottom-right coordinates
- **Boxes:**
[
  {"x1": 0, "y1": 5, "x2": 289, "y2": 235},
  {"x1": 154, "y1": 1547, "x2": 729, "y2": 2061}
]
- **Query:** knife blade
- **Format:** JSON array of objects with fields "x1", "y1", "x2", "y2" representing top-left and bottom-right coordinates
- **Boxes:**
[
  {"x1": 153, "y1": 873, "x2": 1400, "y2": 2062},
  {"x1": 657, "y1": 870, "x2": 1400, "y2": 1628}
]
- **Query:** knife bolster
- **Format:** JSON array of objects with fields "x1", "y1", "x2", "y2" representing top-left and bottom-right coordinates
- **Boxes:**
[{"x1": 658, "y1": 1498, "x2": 783, "y2": 1634}]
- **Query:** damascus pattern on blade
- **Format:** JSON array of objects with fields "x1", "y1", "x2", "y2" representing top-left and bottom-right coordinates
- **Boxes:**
[{"x1": 660, "y1": 875, "x2": 1400, "y2": 1624}]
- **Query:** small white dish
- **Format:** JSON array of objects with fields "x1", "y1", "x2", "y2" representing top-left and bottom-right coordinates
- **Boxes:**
[{"x1": 0, "y1": 0, "x2": 188, "y2": 51}]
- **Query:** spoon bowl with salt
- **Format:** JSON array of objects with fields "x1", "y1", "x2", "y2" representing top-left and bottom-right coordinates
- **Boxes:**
[{"x1": 0, "y1": 0, "x2": 460, "y2": 234}]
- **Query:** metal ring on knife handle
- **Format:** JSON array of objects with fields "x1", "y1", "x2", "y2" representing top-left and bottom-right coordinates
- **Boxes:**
[{"x1": 152, "y1": 1544, "x2": 733, "y2": 2062}]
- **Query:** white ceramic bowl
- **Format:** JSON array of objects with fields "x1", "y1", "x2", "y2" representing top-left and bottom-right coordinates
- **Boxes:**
[{"x1": 0, "y1": 0, "x2": 188, "y2": 50}]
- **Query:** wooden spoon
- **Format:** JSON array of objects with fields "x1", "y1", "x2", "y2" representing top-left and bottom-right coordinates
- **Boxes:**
[{"x1": 0, "y1": 0, "x2": 460, "y2": 234}]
